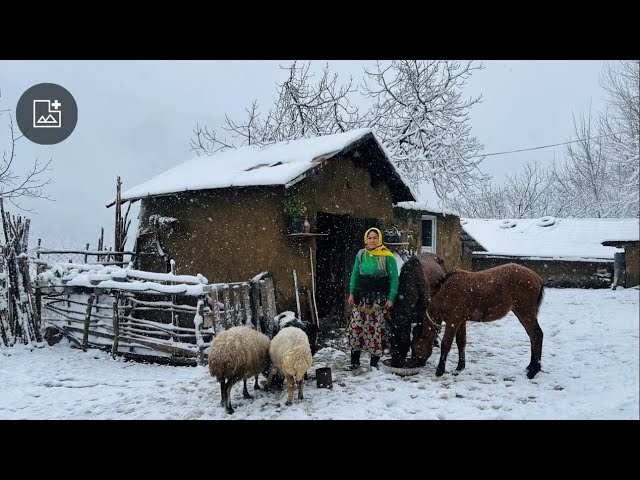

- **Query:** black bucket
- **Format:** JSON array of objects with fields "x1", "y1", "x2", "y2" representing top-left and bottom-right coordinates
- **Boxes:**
[{"x1": 316, "y1": 367, "x2": 333, "y2": 389}]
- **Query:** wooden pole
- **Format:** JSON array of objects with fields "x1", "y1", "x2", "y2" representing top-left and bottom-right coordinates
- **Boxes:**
[
  {"x1": 293, "y1": 270, "x2": 302, "y2": 321},
  {"x1": 98, "y1": 227, "x2": 104, "y2": 262},
  {"x1": 114, "y1": 176, "x2": 122, "y2": 263},
  {"x1": 232, "y1": 285, "x2": 243, "y2": 326},
  {"x1": 241, "y1": 283, "x2": 251, "y2": 327},
  {"x1": 222, "y1": 286, "x2": 232, "y2": 330},
  {"x1": 209, "y1": 287, "x2": 220, "y2": 334},
  {"x1": 169, "y1": 259, "x2": 178, "y2": 341},
  {"x1": 249, "y1": 281, "x2": 262, "y2": 333},
  {"x1": 309, "y1": 246, "x2": 320, "y2": 327},
  {"x1": 194, "y1": 297, "x2": 205, "y2": 364},
  {"x1": 111, "y1": 294, "x2": 120, "y2": 359},
  {"x1": 82, "y1": 295, "x2": 95, "y2": 352}
]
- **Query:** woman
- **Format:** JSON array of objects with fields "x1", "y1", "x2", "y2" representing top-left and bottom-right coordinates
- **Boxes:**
[{"x1": 346, "y1": 227, "x2": 399, "y2": 370}]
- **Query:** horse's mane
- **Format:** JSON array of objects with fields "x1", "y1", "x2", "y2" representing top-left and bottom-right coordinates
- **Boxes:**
[
  {"x1": 434, "y1": 268, "x2": 467, "y2": 293},
  {"x1": 397, "y1": 256, "x2": 423, "y2": 296}
]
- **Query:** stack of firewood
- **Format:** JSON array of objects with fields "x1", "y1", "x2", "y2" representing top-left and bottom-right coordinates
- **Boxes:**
[{"x1": 0, "y1": 199, "x2": 41, "y2": 347}]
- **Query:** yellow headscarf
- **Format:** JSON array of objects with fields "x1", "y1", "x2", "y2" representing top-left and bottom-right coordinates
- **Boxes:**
[{"x1": 363, "y1": 227, "x2": 395, "y2": 257}]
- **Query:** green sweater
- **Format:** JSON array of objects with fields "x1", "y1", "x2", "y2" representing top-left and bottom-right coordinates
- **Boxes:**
[{"x1": 349, "y1": 250, "x2": 399, "y2": 302}]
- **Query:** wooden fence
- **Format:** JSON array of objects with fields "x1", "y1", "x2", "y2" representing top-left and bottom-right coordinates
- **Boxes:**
[{"x1": 35, "y1": 268, "x2": 277, "y2": 365}]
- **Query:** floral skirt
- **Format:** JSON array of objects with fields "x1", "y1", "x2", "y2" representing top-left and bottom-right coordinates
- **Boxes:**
[{"x1": 348, "y1": 297, "x2": 388, "y2": 357}]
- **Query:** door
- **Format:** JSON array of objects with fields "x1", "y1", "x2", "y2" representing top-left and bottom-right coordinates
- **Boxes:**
[{"x1": 421, "y1": 215, "x2": 437, "y2": 254}]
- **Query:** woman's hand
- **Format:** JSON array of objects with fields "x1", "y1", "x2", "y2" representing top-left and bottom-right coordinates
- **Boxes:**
[
  {"x1": 348, "y1": 294, "x2": 354, "y2": 305},
  {"x1": 385, "y1": 300, "x2": 394, "y2": 309}
]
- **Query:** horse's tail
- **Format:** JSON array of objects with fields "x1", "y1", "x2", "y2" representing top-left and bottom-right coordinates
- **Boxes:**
[{"x1": 535, "y1": 283, "x2": 545, "y2": 314}]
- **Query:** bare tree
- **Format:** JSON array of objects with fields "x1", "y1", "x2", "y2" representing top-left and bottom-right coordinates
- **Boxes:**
[
  {"x1": 598, "y1": 60, "x2": 639, "y2": 217},
  {"x1": 190, "y1": 61, "x2": 361, "y2": 155},
  {"x1": 553, "y1": 110, "x2": 614, "y2": 218},
  {"x1": 189, "y1": 61, "x2": 488, "y2": 210},
  {"x1": 503, "y1": 162, "x2": 556, "y2": 218},
  {"x1": 0, "y1": 94, "x2": 52, "y2": 210},
  {"x1": 449, "y1": 181, "x2": 509, "y2": 218},
  {"x1": 451, "y1": 161, "x2": 556, "y2": 219},
  {"x1": 362, "y1": 60, "x2": 487, "y2": 202},
  {"x1": 448, "y1": 60, "x2": 638, "y2": 220}
]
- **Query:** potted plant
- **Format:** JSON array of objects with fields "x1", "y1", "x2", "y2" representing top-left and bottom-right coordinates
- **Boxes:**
[{"x1": 284, "y1": 195, "x2": 308, "y2": 233}]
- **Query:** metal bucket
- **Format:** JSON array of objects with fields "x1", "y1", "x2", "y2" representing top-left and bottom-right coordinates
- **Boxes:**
[{"x1": 316, "y1": 367, "x2": 333, "y2": 389}]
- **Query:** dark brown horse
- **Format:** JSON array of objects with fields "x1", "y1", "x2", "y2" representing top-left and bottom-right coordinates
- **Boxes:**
[
  {"x1": 388, "y1": 253, "x2": 447, "y2": 367},
  {"x1": 409, "y1": 263, "x2": 545, "y2": 379}
]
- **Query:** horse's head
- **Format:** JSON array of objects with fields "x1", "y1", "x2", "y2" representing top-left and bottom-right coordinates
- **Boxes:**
[{"x1": 409, "y1": 317, "x2": 437, "y2": 367}]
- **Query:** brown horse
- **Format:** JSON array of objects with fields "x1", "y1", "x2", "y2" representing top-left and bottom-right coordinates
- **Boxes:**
[
  {"x1": 388, "y1": 253, "x2": 447, "y2": 367},
  {"x1": 410, "y1": 263, "x2": 545, "y2": 379}
]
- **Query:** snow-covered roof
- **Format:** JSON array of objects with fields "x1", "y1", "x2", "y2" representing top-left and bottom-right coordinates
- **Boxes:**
[
  {"x1": 395, "y1": 201, "x2": 460, "y2": 217},
  {"x1": 461, "y1": 217, "x2": 639, "y2": 261},
  {"x1": 114, "y1": 129, "x2": 414, "y2": 205}
]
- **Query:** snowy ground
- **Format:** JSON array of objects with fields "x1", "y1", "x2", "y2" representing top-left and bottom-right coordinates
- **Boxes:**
[{"x1": 1, "y1": 288, "x2": 638, "y2": 420}]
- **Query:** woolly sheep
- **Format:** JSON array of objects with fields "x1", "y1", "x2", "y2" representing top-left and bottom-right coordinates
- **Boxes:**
[
  {"x1": 266, "y1": 312, "x2": 319, "y2": 388},
  {"x1": 272, "y1": 312, "x2": 319, "y2": 355},
  {"x1": 208, "y1": 325, "x2": 271, "y2": 414},
  {"x1": 266, "y1": 327, "x2": 313, "y2": 406}
]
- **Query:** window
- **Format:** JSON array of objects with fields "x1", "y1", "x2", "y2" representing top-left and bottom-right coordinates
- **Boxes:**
[{"x1": 421, "y1": 215, "x2": 437, "y2": 253}]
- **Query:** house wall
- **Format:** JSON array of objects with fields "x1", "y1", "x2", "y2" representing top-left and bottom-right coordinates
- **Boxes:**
[
  {"x1": 460, "y1": 245, "x2": 474, "y2": 271},
  {"x1": 392, "y1": 209, "x2": 462, "y2": 272},
  {"x1": 624, "y1": 244, "x2": 639, "y2": 288},
  {"x1": 472, "y1": 256, "x2": 614, "y2": 288},
  {"x1": 137, "y1": 154, "x2": 397, "y2": 318},
  {"x1": 435, "y1": 214, "x2": 462, "y2": 272}
]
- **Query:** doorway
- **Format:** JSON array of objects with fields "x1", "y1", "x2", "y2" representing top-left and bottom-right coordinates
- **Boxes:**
[{"x1": 315, "y1": 212, "x2": 379, "y2": 322}]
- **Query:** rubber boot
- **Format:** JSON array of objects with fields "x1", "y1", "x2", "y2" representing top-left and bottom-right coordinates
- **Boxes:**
[
  {"x1": 346, "y1": 350, "x2": 361, "y2": 371},
  {"x1": 370, "y1": 355, "x2": 380, "y2": 369}
]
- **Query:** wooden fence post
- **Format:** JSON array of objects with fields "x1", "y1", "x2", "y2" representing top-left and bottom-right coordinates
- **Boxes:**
[
  {"x1": 111, "y1": 294, "x2": 120, "y2": 359},
  {"x1": 249, "y1": 281, "x2": 262, "y2": 333},
  {"x1": 259, "y1": 278, "x2": 277, "y2": 336},
  {"x1": 194, "y1": 297, "x2": 206, "y2": 365},
  {"x1": 82, "y1": 294, "x2": 95, "y2": 352},
  {"x1": 221, "y1": 286, "x2": 231, "y2": 330},
  {"x1": 241, "y1": 283, "x2": 251, "y2": 327},
  {"x1": 232, "y1": 285, "x2": 243, "y2": 326},
  {"x1": 209, "y1": 287, "x2": 220, "y2": 334}
]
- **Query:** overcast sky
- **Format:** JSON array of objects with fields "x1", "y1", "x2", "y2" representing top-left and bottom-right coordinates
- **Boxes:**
[{"x1": 0, "y1": 60, "x2": 607, "y2": 249}]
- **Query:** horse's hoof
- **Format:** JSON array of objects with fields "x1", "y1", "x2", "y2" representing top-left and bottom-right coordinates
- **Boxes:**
[
  {"x1": 526, "y1": 370, "x2": 539, "y2": 379},
  {"x1": 243, "y1": 393, "x2": 254, "y2": 400},
  {"x1": 285, "y1": 401, "x2": 292, "y2": 406},
  {"x1": 226, "y1": 406, "x2": 235, "y2": 414}
]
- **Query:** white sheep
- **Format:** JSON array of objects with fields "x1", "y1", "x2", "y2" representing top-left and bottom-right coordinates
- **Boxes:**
[
  {"x1": 208, "y1": 325, "x2": 271, "y2": 414},
  {"x1": 265, "y1": 327, "x2": 313, "y2": 406}
]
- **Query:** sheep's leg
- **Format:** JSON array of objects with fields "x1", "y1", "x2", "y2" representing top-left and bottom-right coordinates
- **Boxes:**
[
  {"x1": 297, "y1": 378, "x2": 304, "y2": 400},
  {"x1": 286, "y1": 375, "x2": 295, "y2": 406},
  {"x1": 225, "y1": 378, "x2": 238, "y2": 414},
  {"x1": 219, "y1": 379, "x2": 226, "y2": 408},
  {"x1": 253, "y1": 375, "x2": 260, "y2": 390},
  {"x1": 242, "y1": 379, "x2": 254, "y2": 399},
  {"x1": 265, "y1": 365, "x2": 277, "y2": 392}
]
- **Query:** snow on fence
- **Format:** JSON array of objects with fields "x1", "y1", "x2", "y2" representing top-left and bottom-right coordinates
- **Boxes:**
[{"x1": 34, "y1": 262, "x2": 277, "y2": 365}]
